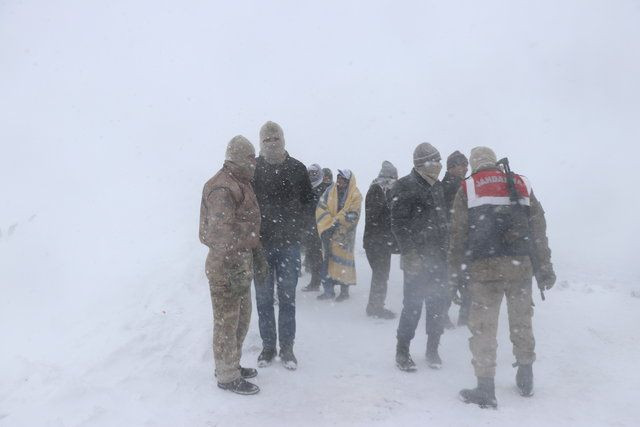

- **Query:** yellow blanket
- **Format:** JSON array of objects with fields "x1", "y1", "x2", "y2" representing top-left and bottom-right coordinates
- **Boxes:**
[{"x1": 316, "y1": 175, "x2": 362, "y2": 286}]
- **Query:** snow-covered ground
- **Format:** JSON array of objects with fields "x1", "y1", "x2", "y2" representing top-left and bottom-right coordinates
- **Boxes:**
[
  {"x1": 2, "y1": 232, "x2": 639, "y2": 426},
  {"x1": 2, "y1": 0, "x2": 640, "y2": 426}
]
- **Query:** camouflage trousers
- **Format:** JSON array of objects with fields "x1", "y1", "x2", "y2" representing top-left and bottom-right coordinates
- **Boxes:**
[
  {"x1": 468, "y1": 278, "x2": 535, "y2": 378},
  {"x1": 210, "y1": 284, "x2": 252, "y2": 384}
]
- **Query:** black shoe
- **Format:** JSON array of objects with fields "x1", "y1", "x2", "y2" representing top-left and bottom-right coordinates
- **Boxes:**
[
  {"x1": 335, "y1": 285, "x2": 350, "y2": 302},
  {"x1": 367, "y1": 306, "x2": 396, "y2": 319},
  {"x1": 426, "y1": 334, "x2": 442, "y2": 369},
  {"x1": 215, "y1": 366, "x2": 257, "y2": 379},
  {"x1": 459, "y1": 377, "x2": 498, "y2": 409},
  {"x1": 396, "y1": 342, "x2": 417, "y2": 372},
  {"x1": 257, "y1": 347, "x2": 277, "y2": 368},
  {"x1": 240, "y1": 367, "x2": 258, "y2": 379},
  {"x1": 217, "y1": 378, "x2": 260, "y2": 395},
  {"x1": 317, "y1": 292, "x2": 335, "y2": 300},
  {"x1": 335, "y1": 293, "x2": 349, "y2": 302},
  {"x1": 516, "y1": 364, "x2": 534, "y2": 397},
  {"x1": 302, "y1": 284, "x2": 320, "y2": 292},
  {"x1": 279, "y1": 346, "x2": 298, "y2": 370}
]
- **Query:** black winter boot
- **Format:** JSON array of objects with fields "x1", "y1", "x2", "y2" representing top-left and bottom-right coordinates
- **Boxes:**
[
  {"x1": 217, "y1": 378, "x2": 260, "y2": 395},
  {"x1": 459, "y1": 377, "x2": 498, "y2": 409},
  {"x1": 516, "y1": 364, "x2": 534, "y2": 397},
  {"x1": 426, "y1": 334, "x2": 442, "y2": 369},
  {"x1": 302, "y1": 274, "x2": 321, "y2": 292},
  {"x1": 215, "y1": 366, "x2": 257, "y2": 379},
  {"x1": 257, "y1": 347, "x2": 277, "y2": 368},
  {"x1": 366, "y1": 306, "x2": 396, "y2": 319},
  {"x1": 396, "y1": 341, "x2": 417, "y2": 372},
  {"x1": 240, "y1": 367, "x2": 258, "y2": 379},
  {"x1": 335, "y1": 285, "x2": 350, "y2": 302},
  {"x1": 279, "y1": 345, "x2": 298, "y2": 371}
]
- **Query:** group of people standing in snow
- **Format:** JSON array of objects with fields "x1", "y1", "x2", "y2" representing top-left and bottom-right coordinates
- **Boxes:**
[{"x1": 199, "y1": 121, "x2": 556, "y2": 409}]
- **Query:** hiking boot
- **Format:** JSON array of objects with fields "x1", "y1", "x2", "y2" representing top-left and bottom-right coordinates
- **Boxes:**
[
  {"x1": 396, "y1": 341, "x2": 417, "y2": 372},
  {"x1": 302, "y1": 275, "x2": 321, "y2": 292},
  {"x1": 366, "y1": 306, "x2": 396, "y2": 319},
  {"x1": 217, "y1": 378, "x2": 260, "y2": 395},
  {"x1": 335, "y1": 285, "x2": 350, "y2": 302},
  {"x1": 459, "y1": 377, "x2": 498, "y2": 409},
  {"x1": 257, "y1": 347, "x2": 277, "y2": 368},
  {"x1": 317, "y1": 290, "x2": 335, "y2": 300},
  {"x1": 516, "y1": 364, "x2": 534, "y2": 397},
  {"x1": 215, "y1": 366, "x2": 257, "y2": 379},
  {"x1": 240, "y1": 367, "x2": 258, "y2": 379},
  {"x1": 426, "y1": 334, "x2": 442, "y2": 369},
  {"x1": 280, "y1": 345, "x2": 298, "y2": 371}
]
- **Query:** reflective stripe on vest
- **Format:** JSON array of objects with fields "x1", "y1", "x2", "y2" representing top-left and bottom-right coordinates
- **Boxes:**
[{"x1": 464, "y1": 170, "x2": 531, "y2": 208}]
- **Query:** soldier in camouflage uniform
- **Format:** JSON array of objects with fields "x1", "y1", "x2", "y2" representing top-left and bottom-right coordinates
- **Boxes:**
[
  {"x1": 448, "y1": 147, "x2": 556, "y2": 408},
  {"x1": 199, "y1": 136, "x2": 268, "y2": 395}
]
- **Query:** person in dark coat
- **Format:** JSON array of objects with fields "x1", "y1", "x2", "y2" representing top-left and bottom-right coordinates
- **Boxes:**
[
  {"x1": 390, "y1": 143, "x2": 449, "y2": 372},
  {"x1": 302, "y1": 164, "x2": 332, "y2": 292},
  {"x1": 363, "y1": 161, "x2": 399, "y2": 319},
  {"x1": 441, "y1": 151, "x2": 470, "y2": 327},
  {"x1": 252, "y1": 121, "x2": 314, "y2": 370}
]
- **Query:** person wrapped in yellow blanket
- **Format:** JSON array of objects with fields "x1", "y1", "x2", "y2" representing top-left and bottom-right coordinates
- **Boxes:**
[{"x1": 315, "y1": 169, "x2": 362, "y2": 302}]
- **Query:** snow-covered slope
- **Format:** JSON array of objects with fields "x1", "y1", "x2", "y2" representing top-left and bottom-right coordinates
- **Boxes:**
[
  {"x1": 2, "y1": 243, "x2": 639, "y2": 426},
  {"x1": 2, "y1": 0, "x2": 640, "y2": 426}
]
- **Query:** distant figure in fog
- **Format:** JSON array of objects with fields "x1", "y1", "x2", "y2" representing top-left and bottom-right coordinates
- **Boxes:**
[
  {"x1": 363, "y1": 161, "x2": 400, "y2": 319},
  {"x1": 252, "y1": 121, "x2": 314, "y2": 370},
  {"x1": 322, "y1": 168, "x2": 333, "y2": 186},
  {"x1": 316, "y1": 169, "x2": 362, "y2": 302},
  {"x1": 441, "y1": 150, "x2": 470, "y2": 327},
  {"x1": 301, "y1": 164, "x2": 332, "y2": 292}
]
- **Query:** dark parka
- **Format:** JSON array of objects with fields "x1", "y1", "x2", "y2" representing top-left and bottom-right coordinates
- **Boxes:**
[
  {"x1": 441, "y1": 171, "x2": 464, "y2": 219},
  {"x1": 390, "y1": 169, "x2": 449, "y2": 261},
  {"x1": 363, "y1": 182, "x2": 399, "y2": 253},
  {"x1": 253, "y1": 154, "x2": 314, "y2": 248}
]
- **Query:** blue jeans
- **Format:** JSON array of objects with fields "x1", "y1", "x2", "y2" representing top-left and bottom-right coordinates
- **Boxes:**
[
  {"x1": 254, "y1": 244, "x2": 301, "y2": 349},
  {"x1": 396, "y1": 255, "x2": 449, "y2": 343}
]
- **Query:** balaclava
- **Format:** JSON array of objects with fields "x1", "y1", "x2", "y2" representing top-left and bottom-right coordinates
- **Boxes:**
[
  {"x1": 225, "y1": 135, "x2": 256, "y2": 181},
  {"x1": 308, "y1": 163, "x2": 324, "y2": 188},
  {"x1": 447, "y1": 150, "x2": 469, "y2": 170},
  {"x1": 469, "y1": 146, "x2": 497, "y2": 173},
  {"x1": 373, "y1": 160, "x2": 398, "y2": 193},
  {"x1": 378, "y1": 160, "x2": 398, "y2": 180},
  {"x1": 259, "y1": 121, "x2": 286, "y2": 165},
  {"x1": 413, "y1": 142, "x2": 442, "y2": 184}
]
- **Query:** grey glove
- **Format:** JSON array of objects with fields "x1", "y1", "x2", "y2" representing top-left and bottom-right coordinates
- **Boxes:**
[{"x1": 536, "y1": 264, "x2": 556, "y2": 291}]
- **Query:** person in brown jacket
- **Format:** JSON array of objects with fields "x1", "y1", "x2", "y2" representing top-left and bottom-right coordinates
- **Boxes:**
[
  {"x1": 448, "y1": 147, "x2": 556, "y2": 408},
  {"x1": 199, "y1": 135, "x2": 267, "y2": 395}
]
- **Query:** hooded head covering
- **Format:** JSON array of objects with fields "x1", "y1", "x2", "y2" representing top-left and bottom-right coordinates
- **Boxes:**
[
  {"x1": 337, "y1": 169, "x2": 352, "y2": 181},
  {"x1": 469, "y1": 146, "x2": 497, "y2": 172},
  {"x1": 225, "y1": 135, "x2": 256, "y2": 180},
  {"x1": 447, "y1": 150, "x2": 469, "y2": 169},
  {"x1": 308, "y1": 163, "x2": 324, "y2": 188},
  {"x1": 378, "y1": 160, "x2": 398, "y2": 180},
  {"x1": 413, "y1": 142, "x2": 442, "y2": 184},
  {"x1": 259, "y1": 121, "x2": 286, "y2": 164},
  {"x1": 372, "y1": 161, "x2": 398, "y2": 193}
]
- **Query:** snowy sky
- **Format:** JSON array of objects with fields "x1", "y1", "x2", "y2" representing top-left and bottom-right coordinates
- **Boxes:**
[{"x1": 1, "y1": 0, "x2": 639, "y2": 299}]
